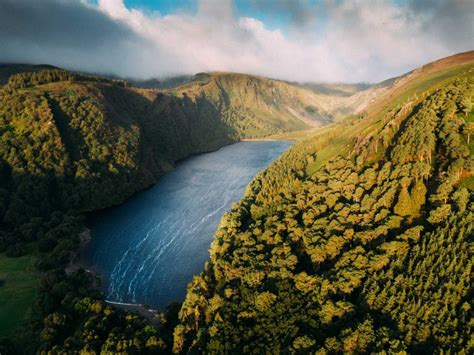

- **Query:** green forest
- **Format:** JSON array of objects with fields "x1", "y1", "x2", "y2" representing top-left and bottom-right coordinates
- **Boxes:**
[
  {"x1": 176, "y1": 75, "x2": 473, "y2": 353},
  {"x1": 0, "y1": 67, "x2": 238, "y2": 352},
  {"x1": 0, "y1": 53, "x2": 473, "y2": 353}
]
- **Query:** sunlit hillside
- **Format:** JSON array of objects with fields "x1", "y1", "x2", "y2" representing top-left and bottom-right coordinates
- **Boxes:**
[
  {"x1": 0, "y1": 51, "x2": 472, "y2": 353},
  {"x1": 175, "y1": 52, "x2": 473, "y2": 353}
]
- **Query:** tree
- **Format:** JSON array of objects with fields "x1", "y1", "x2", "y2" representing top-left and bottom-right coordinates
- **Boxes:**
[
  {"x1": 394, "y1": 185, "x2": 414, "y2": 217},
  {"x1": 458, "y1": 94, "x2": 472, "y2": 116},
  {"x1": 410, "y1": 179, "x2": 427, "y2": 217},
  {"x1": 427, "y1": 204, "x2": 452, "y2": 224}
]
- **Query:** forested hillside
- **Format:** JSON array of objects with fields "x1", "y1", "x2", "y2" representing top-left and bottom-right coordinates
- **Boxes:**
[
  {"x1": 175, "y1": 58, "x2": 474, "y2": 353},
  {"x1": 0, "y1": 64, "x2": 346, "y2": 352},
  {"x1": 0, "y1": 64, "x2": 59, "y2": 85},
  {"x1": 0, "y1": 68, "x2": 240, "y2": 258},
  {"x1": 0, "y1": 52, "x2": 472, "y2": 353},
  {"x1": 0, "y1": 68, "x2": 244, "y2": 352}
]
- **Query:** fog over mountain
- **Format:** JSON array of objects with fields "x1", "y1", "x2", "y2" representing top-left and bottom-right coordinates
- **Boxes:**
[{"x1": 0, "y1": 0, "x2": 472, "y2": 82}]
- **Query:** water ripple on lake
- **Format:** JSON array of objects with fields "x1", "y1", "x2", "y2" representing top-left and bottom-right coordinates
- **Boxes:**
[{"x1": 84, "y1": 141, "x2": 291, "y2": 309}]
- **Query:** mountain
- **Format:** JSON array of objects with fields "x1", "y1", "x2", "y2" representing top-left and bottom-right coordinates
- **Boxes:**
[
  {"x1": 164, "y1": 72, "x2": 336, "y2": 136},
  {"x1": 0, "y1": 51, "x2": 472, "y2": 353},
  {"x1": 174, "y1": 51, "x2": 474, "y2": 353},
  {"x1": 0, "y1": 65, "x2": 377, "y2": 264},
  {"x1": 129, "y1": 72, "x2": 381, "y2": 134},
  {"x1": 302, "y1": 50, "x2": 474, "y2": 121}
]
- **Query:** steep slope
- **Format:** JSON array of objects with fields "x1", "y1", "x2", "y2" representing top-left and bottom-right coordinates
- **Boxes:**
[
  {"x1": 165, "y1": 72, "x2": 335, "y2": 137},
  {"x1": 305, "y1": 50, "x2": 474, "y2": 121},
  {"x1": 0, "y1": 68, "x2": 242, "y2": 258},
  {"x1": 132, "y1": 74, "x2": 377, "y2": 128},
  {"x1": 364, "y1": 50, "x2": 474, "y2": 117},
  {"x1": 175, "y1": 54, "x2": 474, "y2": 353}
]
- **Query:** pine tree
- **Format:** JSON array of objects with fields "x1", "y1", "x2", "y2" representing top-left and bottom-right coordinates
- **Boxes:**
[
  {"x1": 394, "y1": 186, "x2": 414, "y2": 217},
  {"x1": 410, "y1": 179, "x2": 427, "y2": 217}
]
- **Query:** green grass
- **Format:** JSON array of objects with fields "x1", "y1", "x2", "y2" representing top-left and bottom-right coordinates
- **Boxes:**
[
  {"x1": 0, "y1": 254, "x2": 40, "y2": 336},
  {"x1": 403, "y1": 64, "x2": 473, "y2": 97},
  {"x1": 465, "y1": 110, "x2": 474, "y2": 123},
  {"x1": 304, "y1": 63, "x2": 474, "y2": 177},
  {"x1": 307, "y1": 142, "x2": 350, "y2": 175},
  {"x1": 370, "y1": 63, "x2": 474, "y2": 121}
]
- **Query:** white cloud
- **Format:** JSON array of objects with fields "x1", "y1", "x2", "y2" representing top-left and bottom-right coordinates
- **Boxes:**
[{"x1": 1, "y1": 0, "x2": 472, "y2": 82}]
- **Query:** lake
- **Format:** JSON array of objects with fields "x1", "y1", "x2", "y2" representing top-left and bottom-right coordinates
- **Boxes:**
[{"x1": 83, "y1": 141, "x2": 291, "y2": 309}]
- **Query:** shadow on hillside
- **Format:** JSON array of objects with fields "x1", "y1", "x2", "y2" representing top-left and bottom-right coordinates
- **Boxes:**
[{"x1": 0, "y1": 81, "x2": 241, "y2": 260}]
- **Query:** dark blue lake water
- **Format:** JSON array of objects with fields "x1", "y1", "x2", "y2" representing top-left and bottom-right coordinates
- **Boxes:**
[{"x1": 84, "y1": 141, "x2": 291, "y2": 309}]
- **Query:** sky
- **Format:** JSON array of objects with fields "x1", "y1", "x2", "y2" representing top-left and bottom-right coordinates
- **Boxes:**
[{"x1": 0, "y1": 0, "x2": 472, "y2": 83}]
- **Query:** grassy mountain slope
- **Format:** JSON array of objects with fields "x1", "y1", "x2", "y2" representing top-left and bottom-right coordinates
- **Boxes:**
[
  {"x1": 174, "y1": 52, "x2": 474, "y2": 353},
  {"x1": 305, "y1": 50, "x2": 474, "y2": 121},
  {"x1": 131, "y1": 73, "x2": 379, "y2": 129},
  {"x1": 165, "y1": 72, "x2": 337, "y2": 137}
]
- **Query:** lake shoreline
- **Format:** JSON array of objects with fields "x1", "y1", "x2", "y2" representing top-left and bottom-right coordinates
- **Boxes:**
[
  {"x1": 240, "y1": 138, "x2": 279, "y2": 142},
  {"x1": 66, "y1": 230, "x2": 167, "y2": 318},
  {"x1": 70, "y1": 140, "x2": 293, "y2": 313},
  {"x1": 83, "y1": 137, "x2": 294, "y2": 219}
]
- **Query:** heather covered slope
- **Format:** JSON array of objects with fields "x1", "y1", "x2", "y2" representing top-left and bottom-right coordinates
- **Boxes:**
[{"x1": 175, "y1": 56, "x2": 474, "y2": 353}]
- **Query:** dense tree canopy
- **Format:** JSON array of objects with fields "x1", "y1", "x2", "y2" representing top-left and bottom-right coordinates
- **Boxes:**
[
  {"x1": 0, "y1": 62, "x2": 473, "y2": 353},
  {"x1": 0, "y1": 68, "x2": 237, "y2": 352},
  {"x1": 175, "y1": 77, "x2": 473, "y2": 353}
]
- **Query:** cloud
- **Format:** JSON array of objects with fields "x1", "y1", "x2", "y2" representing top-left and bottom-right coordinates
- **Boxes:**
[
  {"x1": 407, "y1": 0, "x2": 474, "y2": 50},
  {"x1": 0, "y1": 0, "x2": 149, "y2": 76},
  {"x1": 0, "y1": 0, "x2": 472, "y2": 82}
]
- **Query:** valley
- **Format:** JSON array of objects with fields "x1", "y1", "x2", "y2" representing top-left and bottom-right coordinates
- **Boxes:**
[{"x1": 0, "y1": 50, "x2": 472, "y2": 353}]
